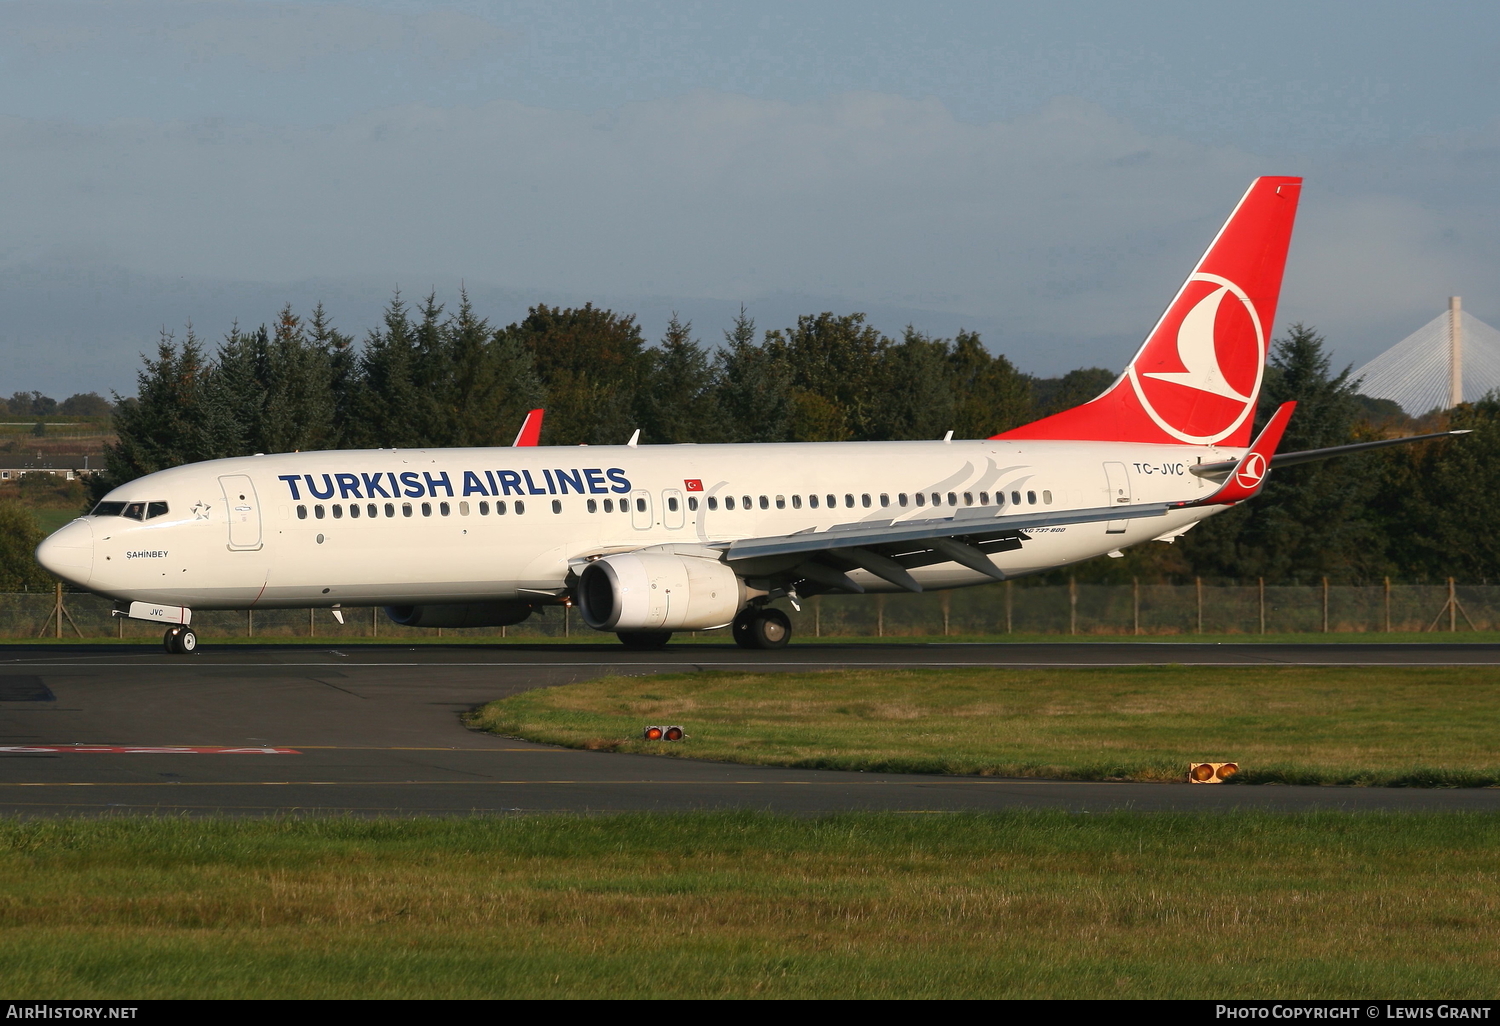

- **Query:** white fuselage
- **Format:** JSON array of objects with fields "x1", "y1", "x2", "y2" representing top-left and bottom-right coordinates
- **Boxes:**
[{"x1": 38, "y1": 438, "x2": 1237, "y2": 614}]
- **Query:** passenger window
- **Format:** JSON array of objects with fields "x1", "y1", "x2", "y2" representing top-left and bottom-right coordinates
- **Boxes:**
[
  {"x1": 898, "y1": 493, "x2": 907, "y2": 507},
  {"x1": 688, "y1": 496, "x2": 698, "y2": 511},
  {"x1": 947, "y1": 492, "x2": 957, "y2": 507},
  {"x1": 459, "y1": 501, "x2": 469, "y2": 516},
  {"x1": 636, "y1": 497, "x2": 647, "y2": 513},
  {"x1": 332, "y1": 504, "x2": 343, "y2": 519},
  {"x1": 315, "y1": 505, "x2": 326, "y2": 519},
  {"x1": 1043, "y1": 490, "x2": 1052, "y2": 504},
  {"x1": 915, "y1": 493, "x2": 925, "y2": 507},
  {"x1": 707, "y1": 497, "x2": 718, "y2": 510},
  {"x1": 844, "y1": 494, "x2": 854, "y2": 508},
  {"x1": 743, "y1": 496, "x2": 752, "y2": 509},
  {"x1": 123, "y1": 502, "x2": 145, "y2": 521},
  {"x1": 963, "y1": 492, "x2": 973, "y2": 506},
  {"x1": 1027, "y1": 491, "x2": 1036, "y2": 505},
  {"x1": 586, "y1": 499, "x2": 597, "y2": 513},
  {"x1": 297, "y1": 505, "x2": 307, "y2": 520},
  {"x1": 861, "y1": 494, "x2": 871, "y2": 508},
  {"x1": 725, "y1": 496, "x2": 735, "y2": 510},
  {"x1": 496, "y1": 501, "x2": 507, "y2": 515},
  {"x1": 809, "y1": 494, "x2": 819, "y2": 509},
  {"x1": 480, "y1": 501, "x2": 490, "y2": 515},
  {"x1": 421, "y1": 502, "x2": 432, "y2": 517},
  {"x1": 349, "y1": 504, "x2": 360, "y2": 519},
  {"x1": 147, "y1": 501, "x2": 169, "y2": 519},
  {"x1": 879, "y1": 494, "x2": 889, "y2": 507},
  {"x1": 442, "y1": 502, "x2": 453, "y2": 516},
  {"x1": 552, "y1": 499, "x2": 562, "y2": 513},
  {"x1": 1011, "y1": 491, "x2": 1021, "y2": 505},
  {"x1": 932, "y1": 493, "x2": 942, "y2": 506},
  {"x1": 402, "y1": 503, "x2": 413, "y2": 517},
  {"x1": 791, "y1": 495, "x2": 802, "y2": 509},
  {"x1": 826, "y1": 494, "x2": 836, "y2": 508},
  {"x1": 668, "y1": 496, "x2": 679, "y2": 512},
  {"x1": 604, "y1": 498, "x2": 614, "y2": 512},
  {"x1": 980, "y1": 492, "x2": 989, "y2": 505},
  {"x1": 367, "y1": 503, "x2": 377, "y2": 518},
  {"x1": 385, "y1": 503, "x2": 395, "y2": 517},
  {"x1": 775, "y1": 495, "x2": 785, "y2": 510},
  {"x1": 515, "y1": 500, "x2": 526, "y2": 514},
  {"x1": 759, "y1": 495, "x2": 769, "y2": 510}
]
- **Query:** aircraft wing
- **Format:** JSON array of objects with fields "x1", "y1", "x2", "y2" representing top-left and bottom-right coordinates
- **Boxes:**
[{"x1": 720, "y1": 502, "x2": 1173, "y2": 593}]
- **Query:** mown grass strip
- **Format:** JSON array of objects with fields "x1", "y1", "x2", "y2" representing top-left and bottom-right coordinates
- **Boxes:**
[
  {"x1": 1, "y1": 812, "x2": 1498, "y2": 999},
  {"x1": 467, "y1": 666, "x2": 1500, "y2": 786}
]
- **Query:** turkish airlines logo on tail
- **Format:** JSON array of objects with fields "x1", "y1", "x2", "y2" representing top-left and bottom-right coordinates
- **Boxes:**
[{"x1": 1127, "y1": 273, "x2": 1266, "y2": 444}]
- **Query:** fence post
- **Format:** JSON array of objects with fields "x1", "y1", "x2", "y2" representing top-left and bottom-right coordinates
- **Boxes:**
[
  {"x1": 1322, "y1": 577, "x2": 1329, "y2": 634},
  {"x1": 1133, "y1": 577, "x2": 1140, "y2": 636},
  {"x1": 1195, "y1": 577, "x2": 1202, "y2": 634},
  {"x1": 1005, "y1": 580, "x2": 1013, "y2": 634},
  {"x1": 1450, "y1": 577, "x2": 1457, "y2": 632},
  {"x1": 309, "y1": 608, "x2": 315, "y2": 637},
  {"x1": 1258, "y1": 577, "x2": 1265, "y2": 635},
  {"x1": 54, "y1": 582, "x2": 62, "y2": 639},
  {"x1": 1069, "y1": 576, "x2": 1077, "y2": 636},
  {"x1": 1384, "y1": 577, "x2": 1391, "y2": 633},
  {"x1": 814, "y1": 595, "x2": 821, "y2": 638},
  {"x1": 373, "y1": 605, "x2": 378, "y2": 637},
  {"x1": 941, "y1": 591, "x2": 951, "y2": 636},
  {"x1": 564, "y1": 605, "x2": 570, "y2": 638},
  {"x1": 877, "y1": 594, "x2": 885, "y2": 638},
  {"x1": 247, "y1": 609, "x2": 253, "y2": 638}
]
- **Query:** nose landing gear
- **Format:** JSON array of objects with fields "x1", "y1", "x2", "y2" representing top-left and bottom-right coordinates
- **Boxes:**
[
  {"x1": 163, "y1": 626, "x2": 197, "y2": 654},
  {"x1": 732, "y1": 606, "x2": 792, "y2": 650}
]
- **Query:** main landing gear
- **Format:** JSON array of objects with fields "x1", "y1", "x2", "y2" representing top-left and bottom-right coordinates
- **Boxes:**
[
  {"x1": 163, "y1": 626, "x2": 197, "y2": 654},
  {"x1": 733, "y1": 606, "x2": 791, "y2": 650}
]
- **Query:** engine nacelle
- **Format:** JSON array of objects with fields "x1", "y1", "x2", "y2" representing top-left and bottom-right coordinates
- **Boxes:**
[
  {"x1": 383, "y1": 601, "x2": 536, "y2": 629},
  {"x1": 577, "y1": 553, "x2": 745, "y2": 631}
]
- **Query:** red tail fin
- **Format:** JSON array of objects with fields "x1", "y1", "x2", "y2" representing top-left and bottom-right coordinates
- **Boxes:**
[
  {"x1": 997, "y1": 176, "x2": 1302, "y2": 447},
  {"x1": 513, "y1": 409, "x2": 544, "y2": 446}
]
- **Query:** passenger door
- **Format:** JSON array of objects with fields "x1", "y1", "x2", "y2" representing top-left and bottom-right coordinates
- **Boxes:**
[
  {"x1": 1102, "y1": 462, "x2": 1130, "y2": 534},
  {"x1": 218, "y1": 474, "x2": 263, "y2": 550}
]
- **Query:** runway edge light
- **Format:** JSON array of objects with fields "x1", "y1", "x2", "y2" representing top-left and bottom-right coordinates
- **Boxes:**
[
  {"x1": 1189, "y1": 762, "x2": 1239, "y2": 783},
  {"x1": 664, "y1": 726, "x2": 684, "y2": 742},
  {"x1": 644, "y1": 726, "x2": 664, "y2": 741}
]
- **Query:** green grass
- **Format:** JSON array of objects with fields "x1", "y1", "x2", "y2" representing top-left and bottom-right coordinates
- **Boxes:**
[
  {"x1": 1, "y1": 813, "x2": 1498, "y2": 998},
  {"x1": 469, "y1": 666, "x2": 1500, "y2": 786}
]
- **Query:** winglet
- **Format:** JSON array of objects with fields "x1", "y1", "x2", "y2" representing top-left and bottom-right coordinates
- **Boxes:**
[
  {"x1": 512, "y1": 409, "x2": 544, "y2": 447},
  {"x1": 1177, "y1": 401, "x2": 1296, "y2": 507}
]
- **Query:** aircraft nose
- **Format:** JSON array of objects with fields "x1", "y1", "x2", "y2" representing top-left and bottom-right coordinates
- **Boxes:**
[{"x1": 35, "y1": 519, "x2": 93, "y2": 587}]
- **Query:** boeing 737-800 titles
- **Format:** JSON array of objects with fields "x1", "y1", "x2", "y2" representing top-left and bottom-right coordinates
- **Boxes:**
[{"x1": 35, "y1": 177, "x2": 1463, "y2": 652}]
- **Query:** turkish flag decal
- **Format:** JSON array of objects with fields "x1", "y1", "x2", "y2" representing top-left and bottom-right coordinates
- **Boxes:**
[{"x1": 684, "y1": 479, "x2": 703, "y2": 491}]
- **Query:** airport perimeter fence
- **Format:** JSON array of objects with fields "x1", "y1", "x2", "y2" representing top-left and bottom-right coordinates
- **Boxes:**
[{"x1": 6, "y1": 579, "x2": 1498, "y2": 641}]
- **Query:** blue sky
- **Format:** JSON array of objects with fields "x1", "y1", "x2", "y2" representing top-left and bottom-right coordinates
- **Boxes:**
[{"x1": 3, "y1": 1, "x2": 1498, "y2": 396}]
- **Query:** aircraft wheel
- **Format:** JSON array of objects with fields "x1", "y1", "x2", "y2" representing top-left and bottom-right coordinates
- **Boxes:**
[
  {"x1": 178, "y1": 629, "x2": 198, "y2": 654},
  {"x1": 741, "y1": 609, "x2": 792, "y2": 648},
  {"x1": 732, "y1": 608, "x2": 759, "y2": 649},
  {"x1": 162, "y1": 628, "x2": 178, "y2": 654},
  {"x1": 617, "y1": 630, "x2": 672, "y2": 650}
]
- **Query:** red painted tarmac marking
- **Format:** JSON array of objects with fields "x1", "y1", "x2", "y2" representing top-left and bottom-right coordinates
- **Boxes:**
[{"x1": 0, "y1": 746, "x2": 301, "y2": 754}]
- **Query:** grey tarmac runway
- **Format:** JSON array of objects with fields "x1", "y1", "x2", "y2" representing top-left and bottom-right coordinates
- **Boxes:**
[{"x1": 2, "y1": 640, "x2": 1499, "y2": 817}]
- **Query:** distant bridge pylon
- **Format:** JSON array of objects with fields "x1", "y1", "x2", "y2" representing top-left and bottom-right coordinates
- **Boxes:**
[{"x1": 1353, "y1": 297, "x2": 1500, "y2": 414}]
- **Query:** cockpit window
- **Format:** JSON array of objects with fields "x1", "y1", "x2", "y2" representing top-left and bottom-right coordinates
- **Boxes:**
[{"x1": 91, "y1": 500, "x2": 168, "y2": 520}]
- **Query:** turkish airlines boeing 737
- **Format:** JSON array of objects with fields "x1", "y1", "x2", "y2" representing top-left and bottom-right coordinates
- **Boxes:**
[{"x1": 35, "y1": 177, "x2": 1461, "y2": 653}]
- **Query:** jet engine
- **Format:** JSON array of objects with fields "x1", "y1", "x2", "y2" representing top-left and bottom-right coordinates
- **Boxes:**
[
  {"x1": 577, "y1": 553, "x2": 744, "y2": 631},
  {"x1": 383, "y1": 601, "x2": 536, "y2": 629}
]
